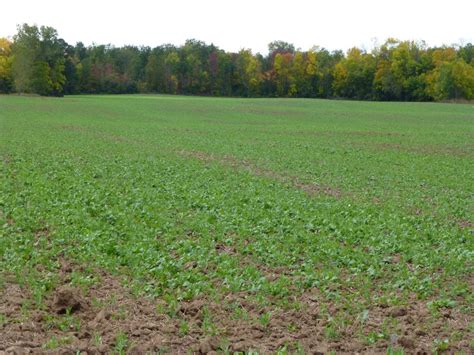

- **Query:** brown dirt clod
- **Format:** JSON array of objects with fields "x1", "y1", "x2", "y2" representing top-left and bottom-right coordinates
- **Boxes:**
[
  {"x1": 50, "y1": 286, "x2": 84, "y2": 314},
  {"x1": 398, "y1": 336, "x2": 416, "y2": 349},
  {"x1": 390, "y1": 306, "x2": 408, "y2": 317}
]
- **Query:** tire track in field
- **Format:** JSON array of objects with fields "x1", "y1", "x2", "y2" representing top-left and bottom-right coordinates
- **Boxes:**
[{"x1": 176, "y1": 149, "x2": 342, "y2": 199}]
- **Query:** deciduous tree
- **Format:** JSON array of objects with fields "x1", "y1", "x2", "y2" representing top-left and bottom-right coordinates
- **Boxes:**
[{"x1": 0, "y1": 38, "x2": 13, "y2": 93}]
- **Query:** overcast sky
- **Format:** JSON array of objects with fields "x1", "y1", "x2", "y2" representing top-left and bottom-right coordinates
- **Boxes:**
[{"x1": 2, "y1": 0, "x2": 473, "y2": 54}]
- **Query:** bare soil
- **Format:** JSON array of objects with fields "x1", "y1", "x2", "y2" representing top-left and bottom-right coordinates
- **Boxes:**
[
  {"x1": 457, "y1": 218, "x2": 474, "y2": 230},
  {"x1": 1, "y1": 260, "x2": 472, "y2": 353}
]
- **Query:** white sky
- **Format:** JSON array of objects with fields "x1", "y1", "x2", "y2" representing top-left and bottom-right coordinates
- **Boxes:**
[{"x1": 2, "y1": 0, "x2": 473, "y2": 54}]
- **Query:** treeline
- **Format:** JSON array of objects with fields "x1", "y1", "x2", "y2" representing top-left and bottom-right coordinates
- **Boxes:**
[{"x1": 0, "y1": 24, "x2": 473, "y2": 101}]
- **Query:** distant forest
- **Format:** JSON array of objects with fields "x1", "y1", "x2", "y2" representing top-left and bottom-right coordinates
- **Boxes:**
[{"x1": 1, "y1": 24, "x2": 473, "y2": 100}]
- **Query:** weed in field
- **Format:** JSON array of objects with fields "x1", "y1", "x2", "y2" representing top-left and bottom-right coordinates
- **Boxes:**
[
  {"x1": 432, "y1": 338, "x2": 450, "y2": 352},
  {"x1": 179, "y1": 320, "x2": 189, "y2": 336},
  {"x1": 42, "y1": 336, "x2": 73, "y2": 349},
  {"x1": 258, "y1": 311, "x2": 271, "y2": 328},
  {"x1": 44, "y1": 309, "x2": 81, "y2": 332},
  {"x1": 0, "y1": 313, "x2": 7, "y2": 327},
  {"x1": 93, "y1": 332, "x2": 103, "y2": 347},
  {"x1": 114, "y1": 331, "x2": 129, "y2": 354},
  {"x1": 386, "y1": 347, "x2": 405, "y2": 355},
  {"x1": 365, "y1": 331, "x2": 386, "y2": 345}
]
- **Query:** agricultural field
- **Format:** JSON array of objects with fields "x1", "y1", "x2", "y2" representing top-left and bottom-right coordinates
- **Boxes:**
[{"x1": 0, "y1": 94, "x2": 473, "y2": 353}]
